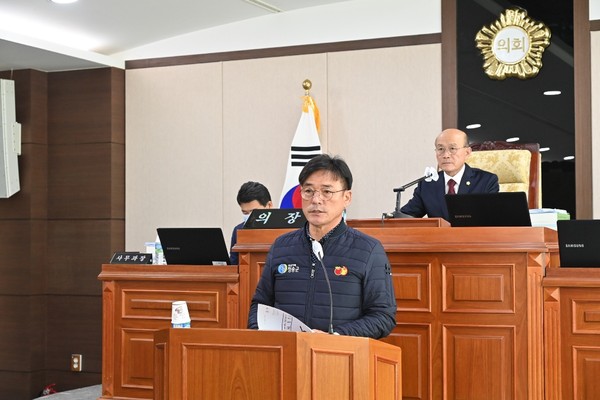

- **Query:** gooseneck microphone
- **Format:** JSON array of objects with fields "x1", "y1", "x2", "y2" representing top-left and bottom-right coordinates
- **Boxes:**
[
  {"x1": 311, "y1": 240, "x2": 334, "y2": 334},
  {"x1": 384, "y1": 166, "x2": 440, "y2": 219}
]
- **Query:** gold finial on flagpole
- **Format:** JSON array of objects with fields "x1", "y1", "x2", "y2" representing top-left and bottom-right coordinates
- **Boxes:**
[{"x1": 302, "y1": 79, "x2": 312, "y2": 94}]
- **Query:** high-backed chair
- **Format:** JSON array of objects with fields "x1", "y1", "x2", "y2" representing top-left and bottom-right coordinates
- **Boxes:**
[{"x1": 468, "y1": 141, "x2": 542, "y2": 209}]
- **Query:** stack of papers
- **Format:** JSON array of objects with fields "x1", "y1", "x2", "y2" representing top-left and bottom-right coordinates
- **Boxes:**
[{"x1": 529, "y1": 208, "x2": 570, "y2": 230}]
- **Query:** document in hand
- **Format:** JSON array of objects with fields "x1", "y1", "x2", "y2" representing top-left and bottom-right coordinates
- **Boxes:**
[{"x1": 257, "y1": 304, "x2": 313, "y2": 333}]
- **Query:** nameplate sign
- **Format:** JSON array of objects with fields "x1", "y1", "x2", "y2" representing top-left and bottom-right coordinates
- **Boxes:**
[
  {"x1": 110, "y1": 252, "x2": 153, "y2": 264},
  {"x1": 243, "y1": 208, "x2": 306, "y2": 229}
]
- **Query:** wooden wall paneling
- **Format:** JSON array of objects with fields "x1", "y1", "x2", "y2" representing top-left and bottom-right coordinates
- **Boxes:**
[
  {"x1": 0, "y1": 221, "x2": 43, "y2": 293},
  {"x1": 24, "y1": 143, "x2": 49, "y2": 219},
  {"x1": 48, "y1": 68, "x2": 122, "y2": 145},
  {"x1": 47, "y1": 220, "x2": 123, "y2": 295},
  {"x1": 109, "y1": 68, "x2": 125, "y2": 145},
  {"x1": 44, "y1": 67, "x2": 125, "y2": 394},
  {"x1": 0, "y1": 67, "x2": 124, "y2": 396},
  {"x1": 573, "y1": 0, "x2": 593, "y2": 218},
  {"x1": 0, "y1": 371, "x2": 45, "y2": 400},
  {"x1": 126, "y1": 35, "x2": 440, "y2": 69},
  {"x1": 0, "y1": 69, "x2": 50, "y2": 399},
  {"x1": 48, "y1": 143, "x2": 120, "y2": 219},
  {"x1": 441, "y1": 0, "x2": 458, "y2": 128},
  {"x1": 110, "y1": 143, "x2": 125, "y2": 219},
  {"x1": 45, "y1": 295, "x2": 102, "y2": 372},
  {"x1": 0, "y1": 295, "x2": 45, "y2": 370},
  {"x1": 0, "y1": 294, "x2": 46, "y2": 399}
]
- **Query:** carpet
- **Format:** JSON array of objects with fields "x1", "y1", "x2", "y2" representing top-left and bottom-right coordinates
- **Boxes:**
[{"x1": 33, "y1": 384, "x2": 102, "y2": 400}]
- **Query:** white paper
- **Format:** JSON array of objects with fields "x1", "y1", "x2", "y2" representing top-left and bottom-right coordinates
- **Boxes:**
[{"x1": 257, "y1": 304, "x2": 313, "y2": 333}]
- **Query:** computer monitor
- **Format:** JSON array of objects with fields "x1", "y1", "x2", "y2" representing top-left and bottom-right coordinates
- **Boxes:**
[
  {"x1": 557, "y1": 220, "x2": 600, "y2": 267},
  {"x1": 156, "y1": 227, "x2": 230, "y2": 265},
  {"x1": 445, "y1": 192, "x2": 531, "y2": 227}
]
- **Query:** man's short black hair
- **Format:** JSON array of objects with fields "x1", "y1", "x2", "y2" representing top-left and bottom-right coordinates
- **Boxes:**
[
  {"x1": 298, "y1": 154, "x2": 353, "y2": 190},
  {"x1": 237, "y1": 181, "x2": 272, "y2": 205}
]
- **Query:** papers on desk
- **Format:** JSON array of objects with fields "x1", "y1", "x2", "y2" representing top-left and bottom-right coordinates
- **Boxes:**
[
  {"x1": 257, "y1": 304, "x2": 313, "y2": 333},
  {"x1": 529, "y1": 208, "x2": 570, "y2": 230}
]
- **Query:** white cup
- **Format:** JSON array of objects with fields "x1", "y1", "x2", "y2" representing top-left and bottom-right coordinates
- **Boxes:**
[{"x1": 171, "y1": 301, "x2": 191, "y2": 328}]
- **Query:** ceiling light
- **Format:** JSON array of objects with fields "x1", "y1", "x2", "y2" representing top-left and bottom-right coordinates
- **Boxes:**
[
  {"x1": 50, "y1": 0, "x2": 78, "y2": 4},
  {"x1": 539, "y1": 147, "x2": 550, "y2": 152},
  {"x1": 466, "y1": 124, "x2": 481, "y2": 129},
  {"x1": 506, "y1": 137, "x2": 519, "y2": 142},
  {"x1": 244, "y1": 0, "x2": 282, "y2": 13},
  {"x1": 563, "y1": 155, "x2": 575, "y2": 160},
  {"x1": 543, "y1": 90, "x2": 561, "y2": 96}
]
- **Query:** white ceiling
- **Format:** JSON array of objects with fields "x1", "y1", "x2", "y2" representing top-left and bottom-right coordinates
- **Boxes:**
[{"x1": 0, "y1": 0, "x2": 352, "y2": 72}]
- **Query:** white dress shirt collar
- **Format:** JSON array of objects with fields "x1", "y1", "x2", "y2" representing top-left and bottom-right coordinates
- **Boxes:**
[{"x1": 444, "y1": 165, "x2": 466, "y2": 194}]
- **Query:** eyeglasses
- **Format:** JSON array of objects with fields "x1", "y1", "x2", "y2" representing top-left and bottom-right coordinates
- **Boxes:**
[
  {"x1": 435, "y1": 146, "x2": 468, "y2": 155},
  {"x1": 300, "y1": 187, "x2": 346, "y2": 201}
]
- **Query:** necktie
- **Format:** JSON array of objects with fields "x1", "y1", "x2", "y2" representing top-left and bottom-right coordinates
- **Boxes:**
[{"x1": 448, "y1": 179, "x2": 456, "y2": 195}]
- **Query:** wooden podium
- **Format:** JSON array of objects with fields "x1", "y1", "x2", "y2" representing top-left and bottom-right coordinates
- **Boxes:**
[{"x1": 153, "y1": 328, "x2": 402, "y2": 399}]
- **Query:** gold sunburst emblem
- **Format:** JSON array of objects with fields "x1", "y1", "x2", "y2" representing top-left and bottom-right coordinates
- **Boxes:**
[{"x1": 475, "y1": 8, "x2": 551, "y2": 80}]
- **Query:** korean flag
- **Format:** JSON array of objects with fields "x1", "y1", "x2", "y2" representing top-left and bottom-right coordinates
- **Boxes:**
[{"x1": 279, "y1": 96, "x2": 322, "y2": 208}]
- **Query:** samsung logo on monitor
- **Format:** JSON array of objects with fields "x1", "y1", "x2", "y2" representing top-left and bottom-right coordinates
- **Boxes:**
[
  {"x1": 565, "y1": 243, "x2": 584, "y2": 248},
  {"x1": 454, "y1": 214, "x2": 472, "y2": 219}
]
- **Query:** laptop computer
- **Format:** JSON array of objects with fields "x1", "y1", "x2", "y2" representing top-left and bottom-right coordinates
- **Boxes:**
[
  {"x1": 156, "y1": 227, "x2": 230, "y2": 265},
  {"x1": 445, "y1": 192, "x2": 532, "y2": 227},
  {"x1": 557, "y1": 220, "x2": 600, "y2": 267},
  {"x1": 243, "y1": 208, "x2": 306, "y2": 229}
]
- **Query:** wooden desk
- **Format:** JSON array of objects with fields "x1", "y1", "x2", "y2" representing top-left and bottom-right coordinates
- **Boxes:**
[
  {"x1": 236, "y1": 225, "x2": 558, "y2": 400},
  {"x1": 98, "y1": 265, "x2": 244, "y2": 400},
  {"x1": 99, "y1": 222, "x2": 559, "y2": 400},
  {"x1": 543, "y1": 267, "x2": 600, "y2": 400},
  {"x1": 346, "y1": 217, "x2": 451, "y2": 228}
]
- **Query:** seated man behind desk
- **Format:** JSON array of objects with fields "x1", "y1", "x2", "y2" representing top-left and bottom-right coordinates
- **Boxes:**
[
  {"x1": 400, "y1": 128, "x2": 499, "y2": 221},
  {"x1": 247, "y1": 154, "x2": 397, "y2": 339},
  {"x1": 230, "y1": 181, "x2": 273, "y2": 265}
]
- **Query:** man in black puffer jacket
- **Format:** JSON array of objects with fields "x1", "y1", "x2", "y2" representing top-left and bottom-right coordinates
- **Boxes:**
[{"x1": 247, "y1": 154, "x2": 396, "y2": 339}]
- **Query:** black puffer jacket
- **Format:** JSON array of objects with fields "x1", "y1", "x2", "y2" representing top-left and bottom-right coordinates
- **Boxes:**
[{"x1": 247, "y1": 223, "x2": 397, "y2": 339}]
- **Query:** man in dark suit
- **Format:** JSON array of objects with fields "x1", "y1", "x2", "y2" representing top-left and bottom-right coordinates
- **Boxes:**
[
  {"x1": 400, "y1": 128, "x2": 499, "y2": 221},
  {"x1": 229, "y1": 181, "x2": 273, "y2": 265}
]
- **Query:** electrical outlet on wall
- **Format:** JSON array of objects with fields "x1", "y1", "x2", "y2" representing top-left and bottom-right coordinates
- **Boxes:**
[{"x1": 70, "y1": 354, "x2": 83, "y2": 372}]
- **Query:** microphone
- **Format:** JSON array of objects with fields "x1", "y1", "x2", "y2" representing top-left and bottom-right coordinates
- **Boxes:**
[
  {"x1": 311, "y1": 240, "x2": 334, "y2": 334},
  {"x1": 393, "y1": 166, "x2": 439, "y2": 192},
  {"x1": 384, "y1": 167, "x2": 439, "y2": 218}
]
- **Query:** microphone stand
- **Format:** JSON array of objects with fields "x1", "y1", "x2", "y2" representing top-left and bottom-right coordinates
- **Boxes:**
[{"x1": 383, "y1": 175, "x2": 430, "y2": 219}]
